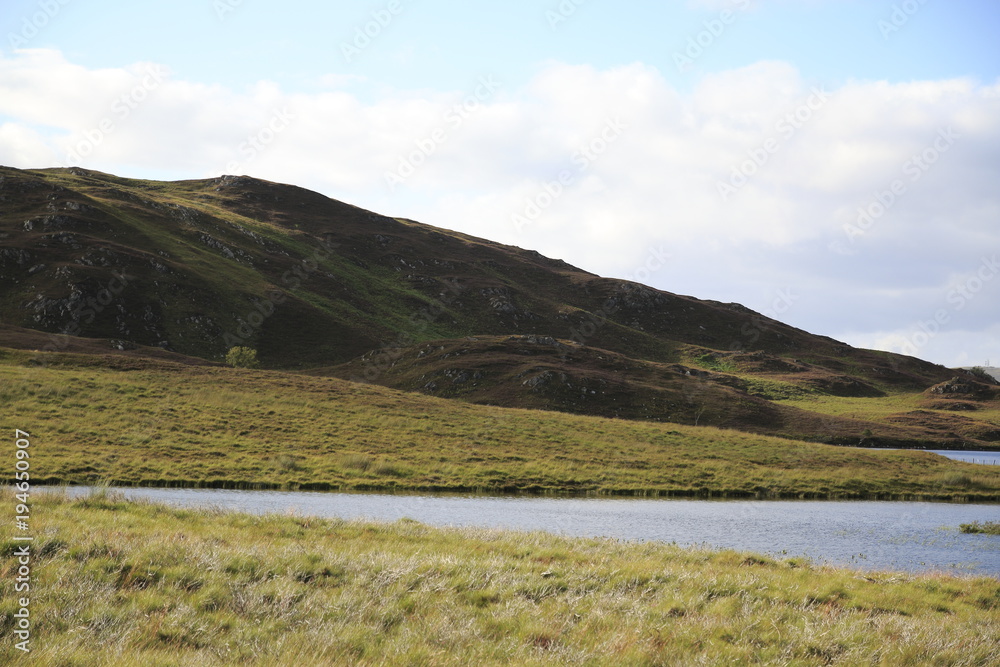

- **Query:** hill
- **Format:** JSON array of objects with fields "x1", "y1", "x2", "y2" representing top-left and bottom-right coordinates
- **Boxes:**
[
  {"x1": 961, "y1": 366, "x2": 1000, "y2": 382},
  {"x1": 1, "y1": 166, "x2": 998, "y2": 448},
  {"x1": 4, "y1": 348, "x2": 1000, "y2": 499}
]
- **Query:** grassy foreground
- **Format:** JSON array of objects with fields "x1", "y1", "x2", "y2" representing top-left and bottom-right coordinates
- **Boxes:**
[
  {"x1": 2, "y1": 489, "x2": 999, "y2": 666},
  {"x1": 4, "y1": 349, "x2": 1000, "y2": 500}
]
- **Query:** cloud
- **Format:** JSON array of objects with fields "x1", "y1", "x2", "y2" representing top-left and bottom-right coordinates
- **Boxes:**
[{"x1": 1, "y1": 49, "x2": 997, "y2": 366}]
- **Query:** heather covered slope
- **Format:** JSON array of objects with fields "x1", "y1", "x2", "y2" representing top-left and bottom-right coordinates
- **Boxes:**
[
  {"x1": 0, "y1": 166, "x2": 951, "y2": 377},
  {"x1": 2, "y1": 165, "x2": 996, "y2": 448},
  {"x1": 316, "y1": 335, "x2": 1000, "y2": 448}
]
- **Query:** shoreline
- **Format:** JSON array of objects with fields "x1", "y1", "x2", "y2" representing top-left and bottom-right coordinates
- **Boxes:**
[
  {"x1": 24, "y1": 478, "x2": 1000, "y2": 503},
  {"x1": 4, "y1": 489, "x2": 998, "y2": 664}
]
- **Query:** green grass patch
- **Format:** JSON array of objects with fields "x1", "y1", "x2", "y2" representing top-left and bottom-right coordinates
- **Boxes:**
[
  {"x1": 741, "y1": 377, "x2": 813, "y2": 400},
  {"x1": 695, "y1": 352, "x2": 738, "y2": 374}
]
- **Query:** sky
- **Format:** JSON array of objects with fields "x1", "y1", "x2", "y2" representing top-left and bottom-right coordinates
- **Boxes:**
[{"x1": 1, "y1": 0, "x2": 998, "y2": 368}]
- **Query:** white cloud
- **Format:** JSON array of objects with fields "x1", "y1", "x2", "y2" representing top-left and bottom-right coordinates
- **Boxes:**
[
  {"x1": 1, "y1": 49, "x2": 998, "y2": 367},
  {"x1": 843, "y1": 324, "x2": 1000, "y2": 370},
  {"x1": 0, "y1": 121, "x2": 53, "y2": 164}
]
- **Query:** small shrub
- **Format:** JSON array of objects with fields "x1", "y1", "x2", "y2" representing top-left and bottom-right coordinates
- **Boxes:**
[{"x1": 225, "y1": 347, "x2": 259, "y2": 369}]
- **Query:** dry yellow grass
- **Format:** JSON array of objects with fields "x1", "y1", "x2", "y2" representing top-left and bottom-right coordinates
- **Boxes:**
[{"x1": 1, "y1": 489, "x2": 998, "y2": 665}]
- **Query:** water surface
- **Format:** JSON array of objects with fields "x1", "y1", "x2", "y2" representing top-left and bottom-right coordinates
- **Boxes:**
[
  {"x1": 929, "y1": 450, "x2": 1000, "y2": 465},
  {"x1": 45, "y1": 486, "x2": 1000, "y2": 577}
]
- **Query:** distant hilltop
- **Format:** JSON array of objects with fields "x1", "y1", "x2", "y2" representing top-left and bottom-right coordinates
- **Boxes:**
[{"x1": 961, "y1": 367, "x2": 1000, "y2": 382}]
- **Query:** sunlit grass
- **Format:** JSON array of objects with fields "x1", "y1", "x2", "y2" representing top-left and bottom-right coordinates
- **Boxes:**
[
  {"x1": 777, "y1": 392, "x2": 1000, "y2": 427},
  {"x1": 4, "y1": 349, "x2": 1000, "y2": 499},
  {"x1": 2, "y1": 489, "x2": 997, "y2": 666}
]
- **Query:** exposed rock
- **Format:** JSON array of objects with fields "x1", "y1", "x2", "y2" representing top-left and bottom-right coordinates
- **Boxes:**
[
  {"x1": 41, "y1": 232, "x2": 83, "y2": 250},
  {"x1": 23, "y1": 214, "x2": 91, "y2": 231},
  {"x1": 928, "y1": 377, "x2": 997, "y2": 400},
  {"x1": 521, "y1": 369, "x2": 570, "y2": 390},
  {"x1": 214, "y1": 175, "x2": 255, "y2": 190},
  {"x1": 0, "y1": 248, "x2": 32, "y2": 267},
  {"x1": 61, "y1": 200, "x2": 99, "y2": 215},
  {"x1": 932, "y1": 377, "x2": 976, "y2": 395},
  {"x1": 76, "y1": 247, "x2": 130, "y2": 268},
  {"x1": 198, "y1": 233, "x2": 243, "y2": 262}
]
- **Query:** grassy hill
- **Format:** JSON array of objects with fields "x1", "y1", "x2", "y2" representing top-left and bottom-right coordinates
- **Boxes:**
[
  {"x1": 316, "y1": 335, "x2": 1000, "y2": 448},
  {"x1": 4, "y1": 347, "x2": 1000, "y2": 500},
  {"x1": 1, "y1": 165, "x2": 998, "y2": 449}
]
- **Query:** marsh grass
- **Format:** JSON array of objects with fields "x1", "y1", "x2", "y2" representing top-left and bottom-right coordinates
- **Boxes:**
[
  {"x1": 4, "y1": 350, "x2": 1000, "y2": 500},
  {"x1": 2, "y1": 489, "x2": 998, "y2": 666},
  {"x1": 960, "y1": 521, "x2": 1000, "y2": 535}
]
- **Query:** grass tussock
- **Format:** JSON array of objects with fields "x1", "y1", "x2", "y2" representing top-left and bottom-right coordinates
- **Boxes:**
[
  {"x1": 4, "y1": 351, "x2": 1000, "y2": 499},
  {"x1": 2, "y1": 489, "x2": 999, "y2": 666},
  {"x1": 960, "y1": 521, "x2": 1000, "y2": 535}
]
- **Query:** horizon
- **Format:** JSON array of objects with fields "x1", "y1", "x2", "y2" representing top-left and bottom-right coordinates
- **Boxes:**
[{"x1": 1, "y1": 0, "x2": 998, "y2": 367}]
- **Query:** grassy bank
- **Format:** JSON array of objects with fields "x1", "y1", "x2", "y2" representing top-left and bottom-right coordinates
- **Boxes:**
[
  {"x1": 2, "y1": 489, "x2": 998, "y2": 665},
  {"x1": 4, "y1": 350, "x2": 1000, "y2": 499}
]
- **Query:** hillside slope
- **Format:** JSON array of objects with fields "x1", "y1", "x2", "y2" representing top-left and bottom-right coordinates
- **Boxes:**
[
  {"x1": 5, "y1": 347, "x2": 1000, "y2": 499},
  {"x1": 1, "y1": 166, "x2": 996, "y2": 447}
]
